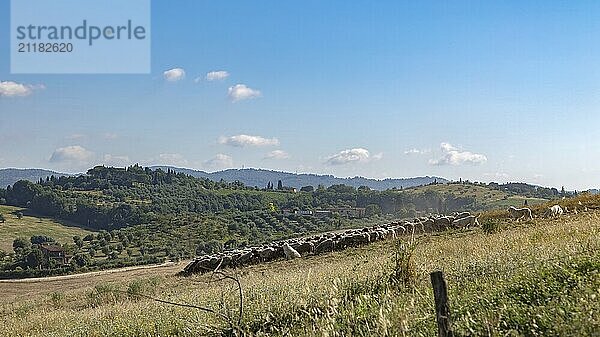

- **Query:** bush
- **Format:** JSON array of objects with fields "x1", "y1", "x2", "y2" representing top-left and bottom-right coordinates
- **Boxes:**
[
  {"x1": 87, "y1": 283, "x2": 124, "y2": 307},
  {"x1": 30, "y1": 235, "x2": 55, "y2": 245},
  {"x1": 127, "y1": 277, "x2": 161, "y2": 298},
  {"x1": 48, "y1": 292, "x2": 65, "y2": 308},
  {"x1": 73, "y1": 253, "x2": 92, "y2": 267},
  {"x1": 482, "y1": 219, "x2": 501, "y2": 234},
  {"x1": 389, "y1": 237, "x2": 418, "y2": 288}
]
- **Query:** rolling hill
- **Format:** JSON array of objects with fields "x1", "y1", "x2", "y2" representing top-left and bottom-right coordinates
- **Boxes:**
[
  {"x1": 151, "y1": 166, "x2": 447, "y2": 190},
  {"x1": 0, "y1": 168, "x2": 70, "y2": 188},
  {"x1": 0, "y1": 205, "x2": 92, "y2": 252},
  {"x1": 1, "y1": 166, "x2": 445, "y2": 191}
]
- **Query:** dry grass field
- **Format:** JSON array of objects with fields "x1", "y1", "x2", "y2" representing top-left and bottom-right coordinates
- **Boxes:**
[
  {"x1": 1, "y1": 198, "x2": 598, "y2": 336},
  {"x1": 405, "y1": 183, "x2": 549, "y2": 210},
  {"x1": 0, "y1": 205, "x2": 93, "y2": 252}
]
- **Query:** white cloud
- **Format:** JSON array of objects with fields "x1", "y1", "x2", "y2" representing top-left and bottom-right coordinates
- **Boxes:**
[
  {"x1": 154, "y1": 153, "x2": 189, "y2": 167},
  {"x1": 163, "y1": 68, "x2": 186, "y2": 82},
  {"x1": 483, "y1": 172, "x2": 510, "y2": 180},
  {"x1": 404, "y1": 148, "x2": 430, "y2": 155},
  {"x1": 264, "y1": 150, "x2": 290, "y2": 160},
  {"x1": 203, "y1": 154, "x2": 233, "y2": 169},
  {"x1": 49, "y1": 146, "x2": 94, "y2": 163},
  {"x1": 205, "y1": 70, "x2": 230, "y2": 81},
  {"x1": 228, "y1": 84, "x2": 261, "y2": 101},
  {"x1": 325, "y1": 148, "x2": 381, "y2": 165},
  {"x1": 102, "y1": 154, "x2": 131, "y2": 167},
  {"x1": 218, "y1": 134, "x2": 279, "y2": 147},
  {"x1": 440, "y1": 143, "x2": 456, "y2": 152},
  {"x1": 0, "y1": 81, "x2": 44, "y2": 97},
  {"x1": 429, "y1": 142, "x2": 487, "y2": 166}
]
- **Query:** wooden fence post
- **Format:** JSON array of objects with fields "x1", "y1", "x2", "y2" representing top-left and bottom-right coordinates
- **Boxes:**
[{"x1": 430, "y1": 271, "x2": 454, "y2": 337}]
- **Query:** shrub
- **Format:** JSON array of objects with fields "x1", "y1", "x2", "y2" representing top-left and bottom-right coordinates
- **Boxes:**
[
  {"x1": 482, "y1": 219, "x2": 501, "y2": 234},
  {"x1": 73, "y1": 253, "x2": 92, "y2": 267},
  {"x1": 126, "y1": 277, "x2": 162, "y2": 300},
  {"x1": 389, "y1": 237, "x2": 418, "y2": 288},
  {"x1": 87, "y1": 283, "x2": 124, "y2": 307},
  {"x1": 48, "y1": 292, "x2": 65, "y2": 308}
]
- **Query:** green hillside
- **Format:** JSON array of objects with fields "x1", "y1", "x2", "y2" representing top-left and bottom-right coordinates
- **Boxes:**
[
  {"x1": 0, "y1": 205, "x2": 92, "y2": 252},
  {"x1": 0, "y1": 165, "x2": 564, "y2": 278}
]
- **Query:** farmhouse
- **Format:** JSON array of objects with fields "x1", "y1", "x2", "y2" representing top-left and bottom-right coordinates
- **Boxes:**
[{"x1": 40, "y1": 244, "x2": 71, "y2": 265}]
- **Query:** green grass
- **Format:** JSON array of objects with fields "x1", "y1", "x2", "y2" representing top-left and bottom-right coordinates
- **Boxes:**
[
  {"x1": 0, "y1": 205, "x2": 93, "y2": 252},
  {"x1": 0, "y1": 208, "x2": 598, "y2": 336}
]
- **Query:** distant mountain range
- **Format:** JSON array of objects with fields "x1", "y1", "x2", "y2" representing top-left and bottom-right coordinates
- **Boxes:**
[
  {"x1": 151, "y1": 166, "x2": 447, "y2": 190},
  {"x1": 3, "y1": 166, "x2": 594, "y2": 193},
  {"x1": 0, "y1": 168, "x2": 70, "y2": 188},
  {"x1": 1, "y1": 166, "x2": 442, "y2": 190}
]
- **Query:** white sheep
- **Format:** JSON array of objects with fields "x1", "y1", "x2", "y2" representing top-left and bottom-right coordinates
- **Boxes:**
[
  {"x1": 282, "y1": 243, "x2": 301, "y2": 259},
  {"x1": 546, "y1": 204, "x2": 563, "y2": 218},
  {"x1": 507, "y1": 206, "x2": 533, "y2": 221},
  {"x1": 452, "y1": 215, "x2": 479, "y2": 229}
]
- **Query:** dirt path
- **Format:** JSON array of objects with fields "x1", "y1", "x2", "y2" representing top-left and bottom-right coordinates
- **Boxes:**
[
  {"x1": 0, "y1": 260, "x2": 190, "y2": 303},
  {"x1": 0, "y1": 260, "x2": 187, "y2": 284}
]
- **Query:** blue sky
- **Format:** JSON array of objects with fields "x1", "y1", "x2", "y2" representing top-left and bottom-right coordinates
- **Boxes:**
[{"x1": 1, "y1": 1, "x2": 599, "y2": 190}]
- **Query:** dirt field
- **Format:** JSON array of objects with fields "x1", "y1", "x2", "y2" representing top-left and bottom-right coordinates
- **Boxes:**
[{"x1": 0, "y1": 260, "x2": 187, "y2": 303}]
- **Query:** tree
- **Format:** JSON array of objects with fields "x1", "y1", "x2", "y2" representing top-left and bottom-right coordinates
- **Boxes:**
[
  {"x1": 30, "y1": 235, "x2": 55, "y2": 245},
  {"x1": 73, "y1": 253, "x2": 92, "y2": 267},
  {"x1": 300, "y1": 185, "x2": 314, "y2": 192},
  {"x1": 277, "y1": 180, "x2": 283, "y2": 190},
  {"x1": 25, "y1": 248, "x2": 46, "y2": 269},
  {"x1": 327, "y1": 184, "x2": 356, "y2": 194},
  {"x1": 73, "y1": 236, "x2": 84, "y2": 248},
  {"x1": 13, "y1": 237, "x2": 31, "y2": 253},
  {"x1": 196, "y1": 240, "x2": 223, "y2": 254},
  {"x1": 365, "y1": 204, "x2": 382, "y2": 217},
  {"x1": 6, "y1": 180, "x2": 40, "y2": 207}
]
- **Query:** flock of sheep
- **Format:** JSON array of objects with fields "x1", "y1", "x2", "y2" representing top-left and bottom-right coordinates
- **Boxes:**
[
  {"x1": 182, "y1": 211, "x2": 479, "y2": 274},
  {"x1": 183, "y1": 200, "x2": 593, "y2": 275}
]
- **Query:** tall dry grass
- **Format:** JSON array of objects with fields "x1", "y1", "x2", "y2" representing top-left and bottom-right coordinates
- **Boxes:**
[{"x1": 1, "y1": 207, "x2": 599, "y2": 336}]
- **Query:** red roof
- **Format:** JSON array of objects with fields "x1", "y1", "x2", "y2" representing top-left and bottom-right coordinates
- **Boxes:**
[{"x1": 40, "y1": 245, "x2": 64, "y2": 252}]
